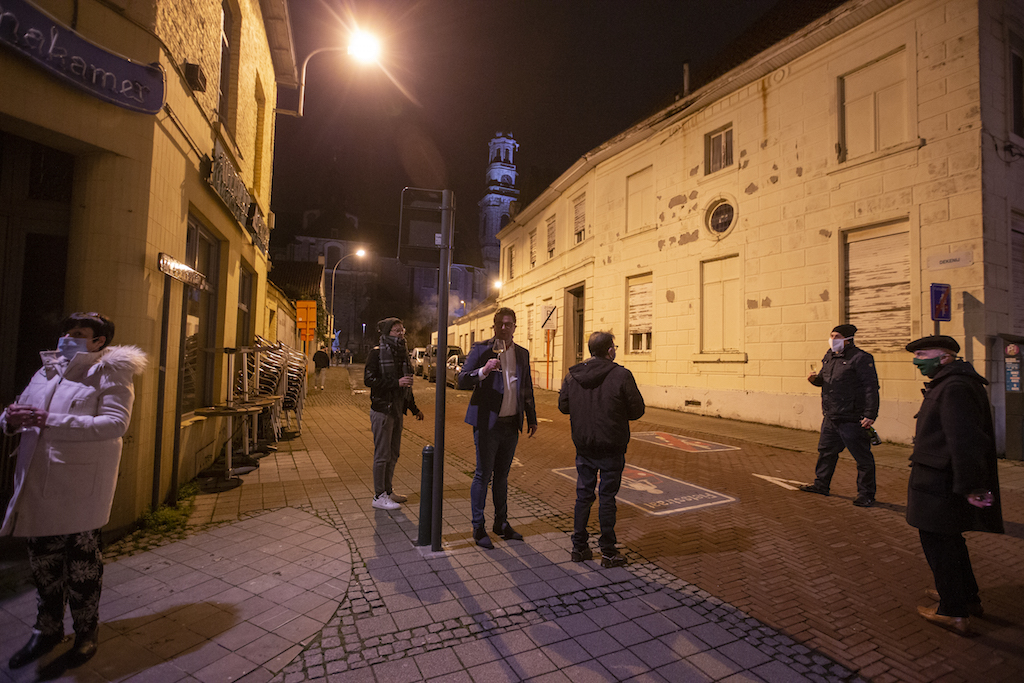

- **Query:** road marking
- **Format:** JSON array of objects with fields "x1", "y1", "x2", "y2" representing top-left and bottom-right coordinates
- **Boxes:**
[
  {"x1": 553, "y1": 464, "x2": 736, "y2": 516},
  {"x1": 752, "y1": 474, "x2": 808, "y2": 491},
  {"x1": 631, "y1": 431, "x2": 740, "y2": 452}
]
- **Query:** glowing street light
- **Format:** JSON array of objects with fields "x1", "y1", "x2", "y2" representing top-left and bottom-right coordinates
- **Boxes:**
[
  {"x1": 329, "y1": 249, "x2": 367, "y2": 340},
  {"x1": 278, "y1": 31, "x2": 382, "y2": 117}
]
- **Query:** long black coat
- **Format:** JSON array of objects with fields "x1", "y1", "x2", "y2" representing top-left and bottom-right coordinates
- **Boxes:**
[
  {"x1": 906, "y1": 359, "x2": 1003, "y2": 535},
  {"x1": 809, "y1": 343, "x2": 879, "y2": 423}
]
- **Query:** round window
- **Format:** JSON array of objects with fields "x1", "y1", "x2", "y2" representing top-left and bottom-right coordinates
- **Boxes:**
[{"x1": 705, "y1": 199, "x2": 737, "y2": 239}]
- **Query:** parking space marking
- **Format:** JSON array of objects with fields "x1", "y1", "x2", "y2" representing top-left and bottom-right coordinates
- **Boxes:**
[
  {"x1": 631, "y1": 431, "x2": 740, "y2": 452},
  {"x1": 752, "y1": 474, "x2": 809, "y2": 491},
  {"x1": 553, "y1": 464, "x2": 736, "y2": 516}
]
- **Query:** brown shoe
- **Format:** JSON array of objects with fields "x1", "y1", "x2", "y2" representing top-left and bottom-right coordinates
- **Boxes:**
[
  {"x1": 925, "y1": 589, "x2": 983, "y2": 616},
  {"x1": 917, "y1": 605, "x2": 970, "y2": 635}
]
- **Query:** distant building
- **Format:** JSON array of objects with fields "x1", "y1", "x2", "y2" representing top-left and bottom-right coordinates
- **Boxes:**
[
  {"x1": 478, "y1": 133, "x2": 521, "y2": 281},
  {"x1": 451, "y1": 0, "x2": 1024, "y2": 454}
]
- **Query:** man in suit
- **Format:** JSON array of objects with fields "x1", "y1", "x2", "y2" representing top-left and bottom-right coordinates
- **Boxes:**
[{"x1": 458, "y1": 307, "x2": 538, "y2": 549}]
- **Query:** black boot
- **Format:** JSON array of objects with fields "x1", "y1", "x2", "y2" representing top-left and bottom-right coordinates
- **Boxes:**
[
  {"x1": 9, "y1": 631, "x2": 64, "y2": 669},
  {"x1": 473, "y1": 526, "x2": 494, "y2": 549},
  {"x1": 493, "y1": 523, "x2": 523, "y2": 541},
  {"x1": 68, "y1": 629, "x2": 98, "y2": 667}
]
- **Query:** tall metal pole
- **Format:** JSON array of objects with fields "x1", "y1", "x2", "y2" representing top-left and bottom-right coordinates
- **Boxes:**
[{"x1": 432, "y1": 190, "x2": 455, "y2": 552}]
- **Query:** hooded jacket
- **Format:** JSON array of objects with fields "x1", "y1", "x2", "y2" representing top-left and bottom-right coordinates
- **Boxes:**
[
  {"x1": 558, "y1": 356, "x2": 645, "y2": 456},
  {"x1": 809, "y1": 342, "x2": 879, "y2": 423},
  {"x1": 906, "y1": 359, "x2": 1003, "y2": 535},
  {"x1": 1, "y1": 345, "x2": 148, "y2": 537}
]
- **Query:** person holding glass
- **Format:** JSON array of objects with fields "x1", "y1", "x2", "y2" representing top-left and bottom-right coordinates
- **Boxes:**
[
  {"x1": 2, "y1": 313, "x2": 147, "y2": 669},
  {"x1": 458, "y1": 307, "x2": 538, "y2": 549}
]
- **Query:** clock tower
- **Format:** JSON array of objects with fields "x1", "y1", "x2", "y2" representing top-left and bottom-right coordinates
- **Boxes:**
[{"x1": 478, "y1": 132, "x2": 519, "y2": 280}]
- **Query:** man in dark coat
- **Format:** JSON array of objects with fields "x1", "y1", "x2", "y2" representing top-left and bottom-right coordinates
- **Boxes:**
[
  {"x1": 458, "y1": 307, "x2": 538, "y2": 549},
  {"x1": 905, "y1": 335, "x2": 1003, "y2": 635},
  {"x1": 364, "y1": 318, "x2": 424, "y2": 510},
  {"x1": 800, "y1": 324, "x2": 880, "y2": 506},
  {"x1": 312, "y1": 346, "x2": 330, "y2": 389},
  {"x1": 559, "y1": 332, "x2": 645, "y2": 567}
]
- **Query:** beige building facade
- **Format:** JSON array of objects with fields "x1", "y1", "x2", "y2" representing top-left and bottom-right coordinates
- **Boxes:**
[
  {"x1": 0, "y1": 0, "x2": 297, "y2": 533},
  {"x1": 452, "y1": 0, "x2": 1024, "y2": 452}
]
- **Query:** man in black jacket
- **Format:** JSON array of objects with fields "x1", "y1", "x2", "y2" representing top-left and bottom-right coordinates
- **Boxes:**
[
  {"x1": 558, "y1": 332, "x2": 645, "y2": 567},
  {"x1": 800, "y1": 324, "x2": 880, "y2": 506},
  {"x1": 905, "y1": 335, "x2": 1003, "y2": 635},
  {"x1": 364, "y1": 318, "x2": 423, "y2": 510}
]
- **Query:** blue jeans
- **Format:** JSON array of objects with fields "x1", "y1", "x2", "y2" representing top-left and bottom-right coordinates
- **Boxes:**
[
  {"x1": 572, "y1": 453, "x2": 625, "y2": 554},
  {"x1": 813, "y1": 416, "x2": 875, "y2": 497},
  {"x1": 470, "y1": 420, "x2": 519, "y2": 529}
]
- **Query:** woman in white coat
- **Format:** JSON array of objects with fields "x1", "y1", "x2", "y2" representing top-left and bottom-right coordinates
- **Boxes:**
[{"x1": 2, "y1": 312, "x2": 146, "y2": 669}]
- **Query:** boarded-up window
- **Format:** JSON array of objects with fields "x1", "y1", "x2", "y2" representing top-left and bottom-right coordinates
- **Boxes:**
[
  {"x1": 845, "y1": 230, "x2": 910, "y2": 351},
  {"x1": 705, "y1": 125, "x2": 733, "y2": 174},
  {"x1": 841, "y1": 50, "x2": 907, "y2": 160},
  {"x1": 529, "y1": 229, "x2": 537, "y2": 268},
  {"x1": 573, "y1": 194, "x2": 586, "y2": 244},
  {"x1": 701, "y1": 257, "x2": 741, "y2": 352},
  {"x1": 627, "y1": 167, "x2": 655, "y2": 232},
  {"x1": 546, "y1": 215, "x2": 556, "y2": 258},
  {"x1": 1012, "y1": 217, "x2": 1024, "y2": 335},
  {"x1": 627, "y1": 274, "x2": 653, "y2": 353}
]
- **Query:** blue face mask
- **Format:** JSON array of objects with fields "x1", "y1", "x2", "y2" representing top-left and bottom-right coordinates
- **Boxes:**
[{"x1": 57, "y1": 336, "x2": 91, "y2": 361}]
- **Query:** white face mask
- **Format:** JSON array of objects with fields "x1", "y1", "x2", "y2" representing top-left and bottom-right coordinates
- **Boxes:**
[{"x1": 829, "y1": 337, "x2": 846, "y2": 353}]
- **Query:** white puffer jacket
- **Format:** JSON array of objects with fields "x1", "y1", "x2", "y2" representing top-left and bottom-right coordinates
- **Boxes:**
[{"x1": 1, "y1": 345, "x2": 147, "y2": 537}]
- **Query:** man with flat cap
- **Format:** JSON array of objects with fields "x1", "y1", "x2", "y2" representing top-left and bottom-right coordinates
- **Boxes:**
[
  {"x1": 905, "y1": 335, "x2": 1003, "y2": 635},
  {"x1": 800, "y1": 324, "x2": 880, "y2": 506}
]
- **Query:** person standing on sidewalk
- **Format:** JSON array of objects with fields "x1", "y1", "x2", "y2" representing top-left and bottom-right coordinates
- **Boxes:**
[
  {"x1": 904, "y1": 335, "x2": 1003, "y2": 635},
  {"x1": 458, "y1": 307, "x2": 538, "y2": 549},
  {"x1": 800, "y1": 324, "x2": 880, "y2": 507},
  {"x1": 364, "y1": 318, "x2": 423, "y2": 510},
  {"x1": 558, "y1": 332, "x2": 645, "y2": 568},
  {"x1": 313, "y1": 346, "x2": 330, "y2": 390}
]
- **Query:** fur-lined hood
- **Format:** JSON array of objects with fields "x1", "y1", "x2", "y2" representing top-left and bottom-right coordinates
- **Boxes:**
[{"x1": 40, "y1": 344, "x2": 148, "y2": 376}]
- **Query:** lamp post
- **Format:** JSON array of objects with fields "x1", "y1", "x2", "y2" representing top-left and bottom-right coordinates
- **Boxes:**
[
  {"x1": 329, "y1": 248, "x2": 367, "y2": 351},
  {"x1": 277, "y1": 30, "x2": 381, "y2": 118}
]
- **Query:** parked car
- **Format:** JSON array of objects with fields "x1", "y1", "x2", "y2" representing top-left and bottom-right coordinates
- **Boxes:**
[
  {"x1": 411, "y1": 347, "x2": 426, "y2": 375},
  {"x1": 445, "y1": 352, "x2": 467, "y2": 388},
  {"x1": 424, "y1": 344, "x2": 462, "y2": 383}
]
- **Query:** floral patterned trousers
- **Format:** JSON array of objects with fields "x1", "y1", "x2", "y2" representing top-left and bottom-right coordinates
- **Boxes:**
[{"x1": 26, "y1": 529, "x2": 103, "y2": 636}]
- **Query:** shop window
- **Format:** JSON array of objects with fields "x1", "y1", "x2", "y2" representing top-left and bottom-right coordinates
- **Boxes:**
[
  {"x1": 184, "y1": 216, "x2": 220, "y2": 411},
  {"x1": 627, "y1": 274, "x2": 653, "y2": 353},
  {"x1": 627, "y1": 166, "x2": 654, "y2": 232},
  {"x1": 705, "y1": 124, "x2": 733, "y2": 174},
  {"x1": 844, "y1": 225, "x2": 910, "y2": 351},
  {"x1": 701, "y1": 257, "x2": 740, "y2": 352},
  {"x1": 839, "y1": 50, "x2": 907, "y2": 161}
]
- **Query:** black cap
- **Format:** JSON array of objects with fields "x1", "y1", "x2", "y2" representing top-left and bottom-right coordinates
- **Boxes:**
[
  {"x1": 832, "y1": 324, "x2": 857, "y2": 338},
  {"x1": 905, "y1": 335, "x2": 960, "y2": 354},
  {"x1": 377, "y1": 317, "x2": 403, "y2": 336}
]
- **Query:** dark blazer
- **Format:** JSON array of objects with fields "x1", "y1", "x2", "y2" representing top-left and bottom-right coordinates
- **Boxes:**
[{"x1": 458, "y1": 339, "x2": 537, "y2": 432}]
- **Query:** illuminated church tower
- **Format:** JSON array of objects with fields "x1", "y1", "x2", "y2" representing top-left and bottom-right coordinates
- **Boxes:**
[{"x1": 478, "y1": 132, "x2": 519, "y2": 280}]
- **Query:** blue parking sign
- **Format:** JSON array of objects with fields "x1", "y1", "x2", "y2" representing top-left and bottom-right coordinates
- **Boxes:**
[{"x1": 930, "y1": 283, "x2": 951, "y2": 322}]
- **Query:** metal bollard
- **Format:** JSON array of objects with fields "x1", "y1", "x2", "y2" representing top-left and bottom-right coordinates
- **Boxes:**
[{"x1": 417, "y1": 445, "x2": 434, "y2": 546}]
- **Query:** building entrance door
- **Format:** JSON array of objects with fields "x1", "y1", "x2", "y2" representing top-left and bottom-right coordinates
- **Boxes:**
[{"x1": 564, "y1": 284, "x2": 585, "y2": 369}]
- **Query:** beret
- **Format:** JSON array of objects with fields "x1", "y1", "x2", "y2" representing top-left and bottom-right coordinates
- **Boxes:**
[
  {"x1": 905, "y1": 335, "x2": 960, "y2": 354},
  {"x1": 832, "y1": 324, "x2": 857, "y2": 337}
]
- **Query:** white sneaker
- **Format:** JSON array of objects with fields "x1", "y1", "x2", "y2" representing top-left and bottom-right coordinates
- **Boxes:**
[
  {"x1": 388, "y1": 492, "x2": 408, "y2": 503},
  {"x1": 371, "y1": 494, "x2": 400, "y2": 510}
]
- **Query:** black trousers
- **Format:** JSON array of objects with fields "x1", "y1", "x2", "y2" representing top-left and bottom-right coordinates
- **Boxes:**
[
  {"x1": 27, "y1": 529, "x2": 104, "y2": 636},
  {"x1": 812, "y1": 416, "x2": 875, "y2": 497},
  {"x1": 572, "y1": 452, "x2": 625, "y2": 554},
  {"x1": 919, "y1": 529, "x2": 979, "y2": 618}
]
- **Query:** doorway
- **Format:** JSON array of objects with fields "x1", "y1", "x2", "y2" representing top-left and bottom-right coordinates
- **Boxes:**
[{"x1": 564, "y1": 284, "x2": 585, "y2": 369}]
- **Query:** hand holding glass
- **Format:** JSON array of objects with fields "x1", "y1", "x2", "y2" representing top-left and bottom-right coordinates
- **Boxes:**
[{"x1": 491, "y1": 339, "x2": 507, "y2": 372}]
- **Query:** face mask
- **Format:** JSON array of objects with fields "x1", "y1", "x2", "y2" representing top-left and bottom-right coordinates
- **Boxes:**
[
  {"x1": 829, "y1": 337, "x2": 846, "y2": 353},
  {"x1": 57, "y1": 336, "x2": 90, "y2": 361},
  {"x1": 913, "y1": 356, "x2": 944, "y2": 377}
]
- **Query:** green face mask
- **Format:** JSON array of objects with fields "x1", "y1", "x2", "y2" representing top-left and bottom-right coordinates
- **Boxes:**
[{"x1": 913, "y1": 356, "x2": 943, "y2": 377}]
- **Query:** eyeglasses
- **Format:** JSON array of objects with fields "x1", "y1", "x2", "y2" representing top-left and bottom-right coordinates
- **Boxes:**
[{"x1": 495, "y1": 322, "x2": 516, "y2": 329}]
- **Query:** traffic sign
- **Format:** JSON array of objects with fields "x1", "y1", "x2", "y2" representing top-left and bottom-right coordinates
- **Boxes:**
[{"x1": 930, "y1": 283, "x2": 951, "y2": 322}]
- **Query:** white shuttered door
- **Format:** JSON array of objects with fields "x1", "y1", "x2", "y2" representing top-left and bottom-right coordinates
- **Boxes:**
[{"x1": 845, "y1": 231, "x2": 910, "y2": 352}]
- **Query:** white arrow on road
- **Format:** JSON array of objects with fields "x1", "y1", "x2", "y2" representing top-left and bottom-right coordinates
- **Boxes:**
[{"x1": 752, "y1": 474, "x2": 810, "y2": 491}]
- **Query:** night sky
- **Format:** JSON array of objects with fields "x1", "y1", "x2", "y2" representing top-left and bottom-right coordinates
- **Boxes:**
[{"x1": 271, "y1": 0, "x2": 780, "y2": 263}]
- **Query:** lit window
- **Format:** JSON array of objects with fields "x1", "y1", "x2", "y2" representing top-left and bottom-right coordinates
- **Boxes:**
[
  {"x1": 573, "y1": 194, "x2": 586, "y2": 244},
  {"x1": 627, "y1": 167, "x2": 654, "y2": 232},
  {"x1": 627, "y1": 274, "x2": 653, "y2": 353},
  {"x1": 839, "y1": 50, "x2": 907, "y2": 160},
  {"x1": 701, "y1": 257, "x2": 740, "y2": 352},
  {"x1": 705, "y1": 124, "x2": 733, "y2": 174}
]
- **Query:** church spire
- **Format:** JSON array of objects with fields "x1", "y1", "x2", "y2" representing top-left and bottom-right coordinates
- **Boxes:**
[{"x1": 478, "y1": 132, "x2": 520, "y2": 280}]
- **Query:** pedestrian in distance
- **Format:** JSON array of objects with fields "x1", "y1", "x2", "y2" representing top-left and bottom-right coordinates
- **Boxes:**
[
  {"x1": 558, "y1": 332, "x2": 645, "y2": 568},
  {"x1": 800, "y1": 324, "x2": 880, "y2": 506},
  {"x1": 364, "y1": 318, "x2": 424, "y2": 510},
  {"x1": 458, "y1": 307, "x2": 538, "y2": 549},
  {"x1": 2, "y1": 312, "x2": 147, "y2": 669},
  {"x1": 313, "y1": 345, "x2": 330, "y2": 389},
  {"x1": 904, "y1": 335, "x2": 1003, "y2": 635}
]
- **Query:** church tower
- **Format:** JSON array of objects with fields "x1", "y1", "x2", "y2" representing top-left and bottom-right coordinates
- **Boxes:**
[{"x1": 478, "y1": 132, "x2": 519, "y2": 280}]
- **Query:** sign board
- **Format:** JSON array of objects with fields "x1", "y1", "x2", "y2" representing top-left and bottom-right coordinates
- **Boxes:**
[
  {"x1": 540, "y1": 305, "x2": 557, "y2": 330},
  {"x1": 930, "y1": 283, "x2": 951, "y2": 322},
  {"x1": 157, "y1": 253, "x2": 206, "y2": 289},
  {"x1": 399, "y1": 187, "x2": 445, "y2": 267},
  {"x1": 1007, "y1": 358, "x2": 1021, "y2": 392},
  {"x1": 927, "y1": 251, "x2": 973, "y2": 271},
  {"x1": 296, "y1": 300, "x2": 316, "y2": 333}
]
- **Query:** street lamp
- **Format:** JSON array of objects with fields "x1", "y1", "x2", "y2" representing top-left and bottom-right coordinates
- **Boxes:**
[
  {"x1": 329, "y1": 249, "x2": 367, "y2": 335},
  {"x1": 277, "y1": 30, "x2": 381, "y2": 118}
]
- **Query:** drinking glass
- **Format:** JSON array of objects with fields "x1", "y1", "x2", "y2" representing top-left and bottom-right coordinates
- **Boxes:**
[{"x1": 492, "y1": 338, "x2": 506, "y2": 372}]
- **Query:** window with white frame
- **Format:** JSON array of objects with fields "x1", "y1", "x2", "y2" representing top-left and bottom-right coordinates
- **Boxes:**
[
  {"x1": 701, "y1": 256, "x2": 741, "y2": 352},
  {"x1": 704, "y1": 124, "x2": 733, "y2": 174},
  {"x1": 573, "y1": 194, "x2": 586, "y2": 244},
  {"x1": 627, "y1": 167, "x2": 654, "y2": 232},
  {"x1": 839, "y1": 50, "x2": 907, "y2": 160},
  {"x1": 1011, "y1": 33, "x2": 1024, "y2": 139},
  {"x1": 546, "y1": 215, "x2": 556, "y2": 258},
  {"x1": 529, "y1": 229, "x2": 537, "y2": 268},
  {"x1": 627, "y1": 274, "x2": 653, "y2": 353},
  {"x1": 844, "y1": 224, "x2": 911, "y2": 351}
]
